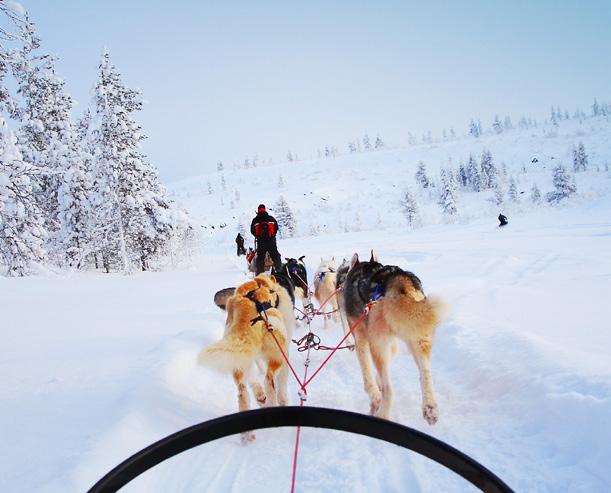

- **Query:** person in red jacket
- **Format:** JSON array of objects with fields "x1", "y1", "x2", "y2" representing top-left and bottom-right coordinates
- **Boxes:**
[{"x1": 250, "y1": 204, "x2": 282, "y2": 274}]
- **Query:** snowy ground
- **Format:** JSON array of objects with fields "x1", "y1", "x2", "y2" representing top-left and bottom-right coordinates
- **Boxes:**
[{"x1": 2, "y1": 194, "x2": 611, "y2": 492}]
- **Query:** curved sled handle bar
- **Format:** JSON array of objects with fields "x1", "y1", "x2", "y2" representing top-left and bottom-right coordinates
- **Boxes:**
[{"x1": 88, "y1": 406, "x2": 514, "y2": 493}]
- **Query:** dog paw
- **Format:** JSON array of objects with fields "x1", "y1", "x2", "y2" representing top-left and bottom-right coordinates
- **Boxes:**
[
  {"x1": 254, "y1": 392, "x2": 267, "y2": 407},
  {"x1": 369, "y1": 394, "x2": 382, "y2": 415},
  {"x1": 241, "y1": 431, "x2": 256, "y2": 445},
  {"x1": 423, "y1": 403, "x2": 439, "y2": 425}
]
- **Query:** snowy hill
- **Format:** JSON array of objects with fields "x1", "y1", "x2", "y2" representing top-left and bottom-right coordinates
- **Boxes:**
[
  {"x1": 3, "y1": 116, "x2": 611, "y2": 492},
  {"x1": 168, "y1": 115, "x2": 611, "y2": 246}
]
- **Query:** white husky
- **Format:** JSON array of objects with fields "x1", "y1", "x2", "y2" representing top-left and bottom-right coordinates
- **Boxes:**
[{"x1": 313, "y1": 257, "x2": 340, "y2": 328}]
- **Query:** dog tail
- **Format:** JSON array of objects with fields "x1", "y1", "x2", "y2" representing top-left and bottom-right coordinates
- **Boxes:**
[
  {"x1": 383, "y1": 276, "x2": 448, "y2": 342},
  {"x1": 198, "y1": 334, "x2": 259, "y2": 373},
  {"x1": 213, "y1": 287, "x2": 236, "y2": 311}
]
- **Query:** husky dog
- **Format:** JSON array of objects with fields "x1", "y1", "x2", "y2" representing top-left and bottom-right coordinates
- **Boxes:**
[
  {"x1": 280, "y1": 256, "x2": 308, "y2": 300},
  {"x1": 247, "y1": 251, "x2": 274, "y2": 274},
  {"x1": 313, "y1": 257, "x2": 339, "y2": 328},
  {"x1": 342, "y1": 252, "x2": 447, "y2": 424},
  {"x1": 212, "y1": 278, "x2": 296, "y2": 336},
  {"x1": 335, "y1": 258, "x2": 351, "y2": 335},
  {"x1": 199, "y1": 275, "x2": 292, "y2": 443}
]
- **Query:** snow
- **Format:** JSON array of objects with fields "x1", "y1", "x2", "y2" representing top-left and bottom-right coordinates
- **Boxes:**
[{"x1": 3, "y1": 117, "x2": 611, "y2": 492}]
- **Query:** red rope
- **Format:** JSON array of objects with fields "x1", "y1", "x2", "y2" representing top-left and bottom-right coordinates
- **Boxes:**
[
  {"x1": 261, "y1": 297, "x2": 377, "y2": 493},
  {"x1": 303, "y1": 304, "x2": 372, "y2": 388}
]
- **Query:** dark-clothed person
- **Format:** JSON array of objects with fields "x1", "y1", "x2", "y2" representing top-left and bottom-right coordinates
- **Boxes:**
[
  {"x1": 251, "y1": 204, "x2": 282, "y2": 274},
  {"x1": 236, "y1": 233, "x2": 246, "y2": 256}
]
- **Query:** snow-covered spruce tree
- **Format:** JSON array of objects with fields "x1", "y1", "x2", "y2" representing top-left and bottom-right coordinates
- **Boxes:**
[
  {"x1": 399, "y1": 187, "x2": 420, "y2": 228},
  {"x1": 374, "y1": 134, "x2": 384, "y2": 149},
  {"x1": 492, "y1": 115, "x2": 503, "y2": 134},
  {"x1": 573, "y1": 142, "x2": 588, "y2": 172},
  {"x1": 274, "y1": 195, "x2": 296, "y2": 238},
  {"x1": 493, "y1": 184, "x2": 504, "y2": 206},
  {"x1": 10, "y1": 16, "x2": 92, "y2": 267},
  {"x1": 414, "y1": 161, "x2": 430, "y2": 189},
  {"x1": 88, "y1": 51, "x2": 188, "y2": 272},
  {"x1": 362, "y1": 133, "x2": 371, "y2": 150},
  {"x1": 546, "y1": 164, "x2": 576, "y2": 204},
  {"x1": 217, "y1": 161, "x2": 224, "y2": 171},
  {"x1": 438, "y1": 168, "x2": 459, "y2": 218},
  {"x1": 503, "y1": 115, "x2": 513, "y2": 130},
  {"x1": 0, "y1": 116, "x2": 47, "y2": 275},
  {"x1": 457, "y1": 162, "x2": 468, "y2": 188},
  {"x1": 469, "y1": 119, "x2": 480, "y2": 138},
  {"x1": 466, "y1": 155, "x2": 481, "y2": 191},
  {"x1": 530, "y1": 183, "x2": 542, "y2": 204},
  {"x1": 278, "y1": 175, "x2": 284, "y2": 188},
  {"x1": 348, "y1": 141, "x2": 357, "y2": 153},
  {"x1": 507, "y1": 176, "x2": 519, "y2": 202},
  {"x1": 207, "y1": 181, "x2": 213, "y2": 194},
  {"x1": 480, "y1": 149, "x2": 498, "y2": 189}
]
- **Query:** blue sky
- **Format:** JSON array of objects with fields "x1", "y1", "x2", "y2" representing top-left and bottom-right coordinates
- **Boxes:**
[{"x1": 20, "y1": 0, "x2": 611, "y2": 181}]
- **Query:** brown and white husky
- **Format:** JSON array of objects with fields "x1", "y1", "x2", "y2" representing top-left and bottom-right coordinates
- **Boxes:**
[{"x1": 341, "y1": 252, "x2": 448, "y2": 424}]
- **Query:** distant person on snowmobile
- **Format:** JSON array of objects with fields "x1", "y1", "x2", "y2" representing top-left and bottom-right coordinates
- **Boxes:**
[
  {"x1": 251, "y1": 204, "x2": 282, "y2": 274},
  {"x1": 498, "y1": 213, "x2": 508, "y2": 227},
  {"x1": 235, "y1": 233, "x2": 246, "y2": 256}
]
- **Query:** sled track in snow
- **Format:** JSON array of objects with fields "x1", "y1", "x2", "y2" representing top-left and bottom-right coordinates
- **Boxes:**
[{"x1": 88, "y1": 406, "x2": 514, "y2": 493}]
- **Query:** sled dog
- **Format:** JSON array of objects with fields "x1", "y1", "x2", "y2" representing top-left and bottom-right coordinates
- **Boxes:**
[
  {"x1": 247, "y1": 251, "x2": 274, "y2": 274},
  {"x1": 313, "y1": 257, "x2": 339, "y2": 328},
  {"x1": 200, "y1": 275, "x2": 291, "y2": 443},
  {"x1": 281, "y1": 256, "x2": 309, "y2": 300},
  {"x1": 342, "y1": 252, "x2": 447, "y2": 424}
]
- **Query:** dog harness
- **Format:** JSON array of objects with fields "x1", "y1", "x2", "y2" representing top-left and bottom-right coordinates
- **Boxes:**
[{"x1": 245, "y1": 289, "x2": 280, "y2": 326}]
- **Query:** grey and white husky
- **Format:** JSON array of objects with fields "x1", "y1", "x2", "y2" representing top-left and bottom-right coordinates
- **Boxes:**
[{"x1": 341, "y1": 251, "x2": 447, "y2": 424}]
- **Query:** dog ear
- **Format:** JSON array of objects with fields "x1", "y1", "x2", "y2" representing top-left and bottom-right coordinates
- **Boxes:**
[
  {"x1": 350, "y1": 253, "x2": 360, "y2": 269},
  {"x1": 370, "y1": 250, "x2": 378, "y2": 263},
  {"x1": 270, "y1": 274, "x2": 276, "y2": 284},
  {"x1": 298, "y1": 255, "x2": 306, "y2": 262}
]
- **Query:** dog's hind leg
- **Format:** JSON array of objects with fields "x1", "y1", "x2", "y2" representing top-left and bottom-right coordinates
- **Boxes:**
[
  {"x1": 407, "y1": 338, "x2": 439, "y2": 425},
  {"x1": 233, "y1": 369, "x2": 256, "y2": 443},
  {"x1": 353, "y1": 331, "x2": 382, "y2": 415},
  {"x1": 276, "y1": 363, "x2": 289, "y2": 406},
  {"x1": 264, "y1": 360, "x2": 282, "y2": 407},
  {"x1": 247, "y1": 366, "x2": 266, "y2": 407},
  {"x1": 369, "y1": 337, "x2": 394, "y2": 420}
]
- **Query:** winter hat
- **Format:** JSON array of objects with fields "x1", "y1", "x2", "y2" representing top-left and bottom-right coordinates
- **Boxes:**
[{"x1": 257, "y1": 204, "x2": 266, "y2": 213}]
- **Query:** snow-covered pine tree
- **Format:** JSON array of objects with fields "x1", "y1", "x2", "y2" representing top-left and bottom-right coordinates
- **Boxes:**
[
  {"x1": 530, "y1": 183, "x2": 542, "y2": 204},
  {"x1": 0, "y1": 116, "x2": 47, "y2": 275},
  {"x1": 287, "y1": 151, "x2": 293, "y2": 162},
  {"x1": 414, "y1": 161, "x2": 430, "y2": 189},
  {"x1": 480, "y1": 148, "x2": 498, "y2": 189},
  {"x1": 492, "y1": 115, "x2": 503, "y2": 134},
  {"x1": 362, "y1": 133, "x2": 371, "y2": 150},
  {"x1": 9, "y1": 15, "x2": 91, "y2": 267},
  {"x1": 457, "y1": 162, "x2": 468, "y2": 188},
  {"x1": 217, "y1": 161, "x2": 224, "y2": 171},
  {"x1": 221, "y1": 175, "x2": 226, "y2": 191},
  {"x1": 274, "y1": 196, "x2": 296, "y2": 238},
  {"x1": 503, "y1": 115, "x2": 513, "y2": 130},
  {"x1": 399, "y1": 187, "x2": 420, "y2": 228},
  {"x1": 438, "y1": 168, "x2": 459, "y2": 218},
  {"x1": 546, "y1": 164, "x2": 576, "y2": 203},
  {"x1": 466, "y1": 155, "x2": 481, "y2": 191},
  {"x1": 278, "y1": 175, "x2": 285, "y2": 188},
  {"x1": 469, "y1": 119, "x2": 480, "y2": 138},
  {"x1": 374, "y1": 134, "x2": 384, "y2": 149},
  {"x1": 88, "y1": 51, "x2": 188, "y2": 272},
  {"x1": 207, "y1": 181, "x2": 213, "y2": 194},
  {"x1": 573, "y1": 142, "x2": 588, "y2": 172},
  {"x1": 493, "y1": 184, "x2": 504, "y2": 206},
  {"x1": 348, "y1": 141, "x2": 356, "y2": 153},
  {"x1": 408, "y1": 132, "x2": 417, "y2": 146},
  {"x1": 507, "y1": 176, "x2": 519, "y2": 202}
]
